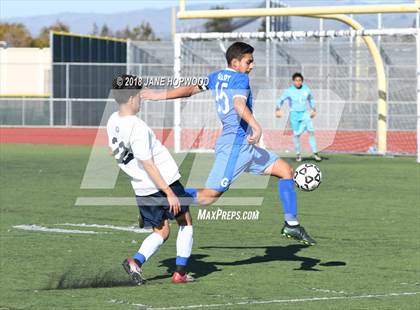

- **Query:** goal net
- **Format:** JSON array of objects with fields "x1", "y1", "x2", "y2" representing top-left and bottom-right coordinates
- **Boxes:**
[{"x1": 173, "y1": 28, "x2": 418, "y2": 158}]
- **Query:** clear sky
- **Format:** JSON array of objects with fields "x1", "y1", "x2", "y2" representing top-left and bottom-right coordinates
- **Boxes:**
[
  {"x1": 1, "y1": 0, "x2": 240, "y2": 18},
  {"x1": 1, "y1": 0, "x2": 412, "y2": 19}
]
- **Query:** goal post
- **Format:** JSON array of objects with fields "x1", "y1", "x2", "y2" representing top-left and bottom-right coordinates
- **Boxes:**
[
  {"x1": 173, "y1": 28, "x2": 418, "y2": 159},
  {"x1": 417, "y1": 11, "x2": 420, "y2": 163},
  {"x1": 410, "y1": 3, "x2": 420, "y2": 164}
]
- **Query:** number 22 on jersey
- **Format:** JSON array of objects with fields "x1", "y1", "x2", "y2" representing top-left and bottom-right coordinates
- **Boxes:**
[{"x1": 111, "y1": 137, "x2": 134, "y2": 165}]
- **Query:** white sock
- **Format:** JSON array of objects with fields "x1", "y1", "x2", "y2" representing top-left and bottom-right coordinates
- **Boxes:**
[
  {"x1": 176, "y1": 225, "x2": 193, "y2": 261},
  {"x1": 287, "y1": 220, "x2": 299, "y2": 226},
  {"x1": 137, "y1": 232, "x2": 164, "y2": 263}
]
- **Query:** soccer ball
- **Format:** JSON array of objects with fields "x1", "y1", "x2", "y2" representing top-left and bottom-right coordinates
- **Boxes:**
[{"x1": 293, "y1": 163, "x2": 322, "y2": 191}]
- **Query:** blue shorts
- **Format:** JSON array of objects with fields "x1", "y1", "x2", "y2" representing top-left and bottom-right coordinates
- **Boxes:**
[
  {"x1": 290, "y1": 111, "x2": 314, "y2": 136},
  {"x1": 136, "y1": 181, "x2": 191, "y2": 228},
  {"x1": 205, "y1": 143, "x2": 279, "y2": 192}
]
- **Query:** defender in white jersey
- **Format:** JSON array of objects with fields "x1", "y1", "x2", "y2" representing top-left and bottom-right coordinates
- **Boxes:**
[
  {"x1": 107, "y1": 112, "x2": 180, "y2": 196},
  {"x1": 107, "y1": 75, "x2": 194, "y2": 285}
]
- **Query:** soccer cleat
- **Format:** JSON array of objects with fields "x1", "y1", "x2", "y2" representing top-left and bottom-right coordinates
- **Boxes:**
[
  {"x1": 122, "y1": 258, "x2": 145, "y2": 285},
  {"x1": 172, "y1": 272, "x2": 195, "y2": 284},
  {"x1": 313, "y1": 153, "x2": 322, "y2": 162},
  {"x1": 281, "y1": 223, "x2": 317, "y2": 246},
  {"x1": 296, "y1": 154, "x2": 302, "y2": 162}
]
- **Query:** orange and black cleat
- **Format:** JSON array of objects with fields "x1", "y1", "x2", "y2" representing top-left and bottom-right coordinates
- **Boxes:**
[{"x1": 122, "y1": 257, "x2": 145, "y2": 285}]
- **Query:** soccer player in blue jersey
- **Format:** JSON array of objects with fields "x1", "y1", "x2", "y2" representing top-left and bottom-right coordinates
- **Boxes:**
[
  {"x1": 141, "y1": 42, "x2": 316, "y2": 245},
  {"x1": 275, "y1": 73, "x2": 322, "y2": 162}
]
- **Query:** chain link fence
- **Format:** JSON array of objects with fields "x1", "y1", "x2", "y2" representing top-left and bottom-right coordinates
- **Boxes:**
[{"x1": 0, "y1": 36, "x2": 416, "y2": 154}]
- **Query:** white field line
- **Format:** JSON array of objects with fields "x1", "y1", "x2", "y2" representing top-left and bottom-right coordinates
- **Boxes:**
[
  {"x1": 309, "y1": 287, "x2": 347, "y2": 294},
  {"x1": 56, "y1": 223, "x2": 152, "y2": 233},
  {"x1": 13, "y1": 224, "x2": 102, "y2": 234},
  {"x1": 13, "y1": 223, "x2": 152, "y2": 234},
  {"x1": 119, "y1": 291, "x2": 420, "y2": 310}
]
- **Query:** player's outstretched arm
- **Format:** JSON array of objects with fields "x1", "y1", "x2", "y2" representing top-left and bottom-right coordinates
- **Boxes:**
[
  {"x1": 140, "y1": 85, "x2": 203, "y2": 101},
  {"x1": 140, "y1": 159, "x2": 181, "y2": 215},
  {"x1": 233, "y1": 96, "x2": 262, "y2": 145}
]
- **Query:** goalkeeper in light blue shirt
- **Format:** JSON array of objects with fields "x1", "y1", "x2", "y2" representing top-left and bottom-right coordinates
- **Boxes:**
[{"x1": 275, "y1": 73, "x2": 322, "y2": 162}]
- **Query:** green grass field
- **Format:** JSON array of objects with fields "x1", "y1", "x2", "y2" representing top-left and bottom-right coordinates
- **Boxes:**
[{"x1": 1, "y1": 144, "x2": 419, "y2": 310}]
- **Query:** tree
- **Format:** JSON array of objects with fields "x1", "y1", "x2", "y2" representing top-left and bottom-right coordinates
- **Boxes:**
[
  {"x1": 131, "y1": 22, "x2": 159, "y2": 40},
  {"x1": 115, "y1": 25, "x2": 132, "y2": 39},
  {"x1": 0, "y1": 23, "x2": 32, "y2": 47},
  {"x1": 204, "y1": 6, "x2": 234, "y2": 32},
  {"x1": 115, "y1": 22, "x2": 159, "y2": 41},
  {"x1": 91, "y1": 23, "x2": 99, "y2": 36},
  {"x1": 100, "y1": 24, "x2": 113, "y2": 37},
  {"x1": 32, "y1": 20, "x2": 70, "y2": 48}
]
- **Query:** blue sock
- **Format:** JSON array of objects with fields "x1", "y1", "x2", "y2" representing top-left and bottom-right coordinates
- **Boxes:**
[
  {"x1": 185, "y1": 188, "x2": 197, "y2": 205},
  {"x1": 309, "y1": 133, "x2": 318, "y2": 153},
  {"x1": 278, "y1": 179, "x2": 298, "y2": 223},
  {"x1": 133, "y1": 252, "x2": 146, "y2": 265},
  {"x1": 293, "y1": 135, "x2": 301, "y2": 154},
  {"x1": 176, "y1": 256, "x2": 189, "y2": 266}
]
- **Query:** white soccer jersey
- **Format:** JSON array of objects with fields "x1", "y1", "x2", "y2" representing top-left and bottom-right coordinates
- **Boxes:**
[{"x1": 106, "y1": 112, "x2": 180, "y2": 196}]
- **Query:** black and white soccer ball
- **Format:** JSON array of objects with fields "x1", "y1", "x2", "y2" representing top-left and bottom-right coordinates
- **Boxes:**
[{"x1": 293, "y1": 163, "x2": 322, "y2": 192}]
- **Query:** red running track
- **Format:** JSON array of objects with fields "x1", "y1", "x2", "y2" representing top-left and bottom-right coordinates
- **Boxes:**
[{"x1": 0, "y1": 127, "x2": 416, "y2": 154}]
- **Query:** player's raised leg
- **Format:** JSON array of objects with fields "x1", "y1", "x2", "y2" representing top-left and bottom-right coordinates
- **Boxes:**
[
  {"x1": 123, "y1": 219, "x2": 169, "y2": 285},
  {"x1": 265, "y1": 159, "x2": 317, "y2": 245},
  {"x1": 172, "y1": 211, "x2": 195, "y2": 283},
  {"x1": 186, "y1": 187, "x2": 223, "y2": 206},
  {"x1": 185, "y1": 143, "x2": 241, "y2": 206}
]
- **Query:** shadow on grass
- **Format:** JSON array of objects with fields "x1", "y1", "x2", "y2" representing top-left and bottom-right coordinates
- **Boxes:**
[
  {"x1": 44, "y1": 245, "x2": 345, "y2": 289},
  {"x1": 301, "y1": 156, "x2": 329, "y2": 162},
  {"x1": 44, "y1": 254, "x2": 221, "y2": 289},
  {"x1": 200, "y1": 244, "x2": 345, "y2": 272},
  {"x1": 154, "y1": 254, "x2": 222, "y2": 280},
  {"x1": 44, "y1": 268, "x2": 133, "y2": 290}
]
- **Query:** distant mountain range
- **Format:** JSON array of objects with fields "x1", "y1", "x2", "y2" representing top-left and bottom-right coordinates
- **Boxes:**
[{"x1": 2, "y1": 1, "x2": 416, "y2": 40}]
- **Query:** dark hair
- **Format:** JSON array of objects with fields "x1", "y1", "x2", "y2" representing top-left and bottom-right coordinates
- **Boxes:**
[
  {"x1": 292, "y1": 72, "x2": 304, "y2": 81},
  {"x1": 111, "y1": 74, "x2": 142, "y2": 104},
  {"x1": 225, "y1": 42, "x2": 254, "y2": 65}
]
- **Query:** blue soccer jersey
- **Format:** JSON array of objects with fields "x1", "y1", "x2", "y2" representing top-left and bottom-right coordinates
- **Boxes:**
[
  {"x1": 206, "y1": 68, "x2": 253, "y2": 145},
  {"x1": 203, "y1": 68, "x2": 279, "y2": 192}
]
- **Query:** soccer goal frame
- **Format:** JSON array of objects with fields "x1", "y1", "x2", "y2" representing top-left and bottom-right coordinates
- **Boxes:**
[
  {"x1": 173, "y1": 28, "x2": 419, "y2": 160},
  {"x1": 175, "y1": 0, "x2": 419, "y2": 161}
]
